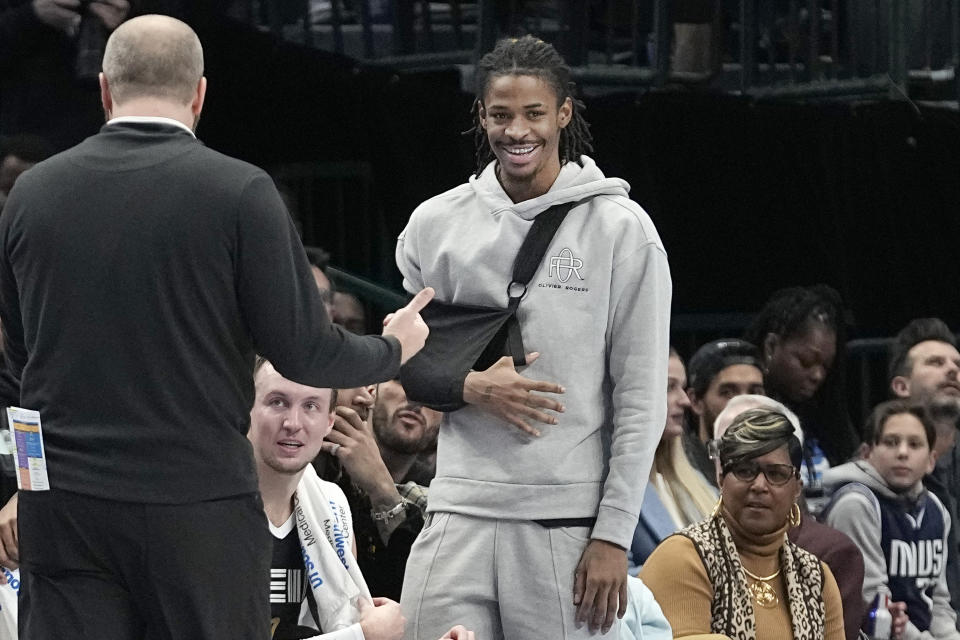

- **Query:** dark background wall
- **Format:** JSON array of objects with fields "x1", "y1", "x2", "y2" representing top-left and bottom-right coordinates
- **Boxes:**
[{"x1": 195, "y1": 22, "x2": 960, "y2": 340}]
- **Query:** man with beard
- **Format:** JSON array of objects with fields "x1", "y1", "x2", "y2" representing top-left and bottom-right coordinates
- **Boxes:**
[
  {"x1": 320, "y1": 380, "x2": 442, "y2": 600},
  {"x1": 888, "y1": 318, "x2": 960, "y2": 621},
  {"x1": 370, "y1": 380, "x2": 441, "y2": 485}
]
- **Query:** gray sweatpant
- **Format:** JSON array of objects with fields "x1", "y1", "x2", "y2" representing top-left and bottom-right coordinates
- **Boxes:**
[{"x1": 400, "y1": 512, "x2": 620, "y2": 640}]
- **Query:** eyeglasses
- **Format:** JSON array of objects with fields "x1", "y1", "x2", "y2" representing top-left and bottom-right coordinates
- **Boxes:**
[{"x1": 725, "y1": 461, "x2": 797, "y2": 486}]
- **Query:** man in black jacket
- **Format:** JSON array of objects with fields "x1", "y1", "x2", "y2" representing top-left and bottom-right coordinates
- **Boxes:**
[{"x1": 0, "y1": 14, "x2": 432, "y2": 640}]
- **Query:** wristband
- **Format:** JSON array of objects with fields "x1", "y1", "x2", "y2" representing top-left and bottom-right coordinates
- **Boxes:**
[{"x1": 371, "y1": 498, "x2": 408, "y2": 522}]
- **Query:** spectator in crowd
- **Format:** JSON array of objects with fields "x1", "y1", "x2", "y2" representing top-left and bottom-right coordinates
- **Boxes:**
[
  {"x1": 321, "y1": 379, "x2": 441, "y2": 601},
  {"x1": 711, "y1": 396, "x2": 800, "y2": 474},
  {"x1": 0, "y1": 134, "x2": 55, "y2": 212},
  {"x1": 250, "y1": 358, "x2": 472, "y2": 640},
  {"x1": 368, "y1": 380, "x2": 441, "y2": 485},
  {"x1": 337, "y1": 384, "x2": 377, "y2": 421},
  {"x1": 629, "y1": 348, "x2": 716, "y2": 572},
  {"x1": 334, "y1": 290, "x2": 369, "y2": 335},
  {"x1": 924, "y1": 398, "x2": 960, "y2": 627},
  {"x1": 712, "y1": 394, "x2": 867, "y2": 640},
  {"x1": 823, "y1": 400, "x2": 957, "y2": 640},
  {"x1": 887, "y1": 317, "x2": 960, "y2": 621},
  {"x1": 305, "y1": 245, "x2": 336, "y2": 318},
  {"x1": 300, "y1": 248, "x2": 369, "y2": 336},
  {"x1": 396, "y1": 35, "x2": 671, "y2": 638},
  {"x1": 888, "y1": 318, "x2": 960, "y2": 407},
  {"x1": 683, "y1": 338, "x2": 765, "y2": 482},
  {"x1": 0, "y1": 15, "x2": 432, "y2": 639},
  {"x1": 0, "y1": 0, "x2": 131, "y2": 151},
  {"x1": 744, "y1": 285, "x2": 857, "y2": 489},
  {"x1": 641, "y1": 408, "x2": 845, "y2": 639}
]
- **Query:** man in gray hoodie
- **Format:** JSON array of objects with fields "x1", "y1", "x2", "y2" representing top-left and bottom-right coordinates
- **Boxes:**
[{"x1": 395, "y1": 36, "x2": 671, "y2": 640}]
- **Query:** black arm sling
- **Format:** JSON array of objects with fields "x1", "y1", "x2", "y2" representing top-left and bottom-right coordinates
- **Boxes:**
[{"x1": 399, "y1": 201, "x2": 576, "y2": 411}]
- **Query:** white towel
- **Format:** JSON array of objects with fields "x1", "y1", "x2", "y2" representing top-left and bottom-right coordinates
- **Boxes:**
[
  {"x1": 294, "y1": 464, "x2": 372, "y2": 633},
  {"x1": 0, "y1": 567, "x2": 19, "y2": 640}
]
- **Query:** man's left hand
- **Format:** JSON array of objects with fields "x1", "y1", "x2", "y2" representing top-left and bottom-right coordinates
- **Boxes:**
[
  {"x1": 88, "y1": 0, "x2": 129, "y2": 30},
  {"x1": 573, "y1": 539, "x2": 627, "y2": 635}
]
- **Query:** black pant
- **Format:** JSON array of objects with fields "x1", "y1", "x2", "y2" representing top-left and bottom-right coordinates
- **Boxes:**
[{"x1": 18, "y1": 489, "x2": 271, "y2": 640}]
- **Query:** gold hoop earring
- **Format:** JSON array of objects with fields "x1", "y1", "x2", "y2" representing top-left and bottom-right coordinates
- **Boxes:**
[
  {"x1": 789, "y1": 502, "x2": 802, "y2": 527},
  {"x1": 712, "y1": 494, "x2": 724, "y2": 518}
]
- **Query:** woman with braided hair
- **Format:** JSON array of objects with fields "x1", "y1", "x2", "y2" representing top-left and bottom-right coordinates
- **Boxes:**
[
  {"x1": 640, "y1": 408, "x2": 845, "y2": 640},
  {"x1": 743, "y1": 285, "x2": 858, "y2": 510}
]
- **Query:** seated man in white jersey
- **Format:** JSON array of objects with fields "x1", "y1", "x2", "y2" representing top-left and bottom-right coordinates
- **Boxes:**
[{"x1": 249, "y1": 357, "x2": 472, "y2": 640}]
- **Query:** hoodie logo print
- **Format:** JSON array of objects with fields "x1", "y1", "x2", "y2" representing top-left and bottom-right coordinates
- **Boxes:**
[{"x1": 548, "y1": 248, "x2": 584, "y2": 283}]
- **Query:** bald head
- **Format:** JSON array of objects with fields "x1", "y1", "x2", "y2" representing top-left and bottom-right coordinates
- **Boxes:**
[{"x1": 102, "y1": 15, "x2": 203, "y2": 106}]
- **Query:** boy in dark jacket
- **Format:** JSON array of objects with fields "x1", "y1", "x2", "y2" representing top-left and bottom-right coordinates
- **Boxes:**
[{"x1": 823, "y1": 400, "x2": 959, "y2": 640}]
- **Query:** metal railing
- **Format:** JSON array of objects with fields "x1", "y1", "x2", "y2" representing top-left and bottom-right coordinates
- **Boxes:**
[{"x1": 239, "y1": 0, "x2": 959, "y2": 100}]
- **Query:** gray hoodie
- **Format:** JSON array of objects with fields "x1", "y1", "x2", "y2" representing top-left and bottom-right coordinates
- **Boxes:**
[
  {"x1": 823, "y1": 461, "x2": 960, "y2": 640},
  {"x1": 395, "y1": 156, "x2": 671, "y2": 547}
]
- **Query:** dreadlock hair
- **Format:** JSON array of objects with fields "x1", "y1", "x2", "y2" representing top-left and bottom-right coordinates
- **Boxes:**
[
  {"x1": 743, "y1": 285, "x2": 845, "y2": 353},
  {"x1": 743, "y1": 284, "x2": 857, "y2": 464},
  {"x1": 468, "y1": 35, "x2": 593, "y2": 177}
]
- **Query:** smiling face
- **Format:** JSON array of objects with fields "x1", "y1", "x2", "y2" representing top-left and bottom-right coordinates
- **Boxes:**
[
  {"x1": 663, "y1": 355, "x2": 691, "y2": 440},
  {"x1": 372, "y1": 380, "x2": 442, "y2": 455},
  {"x1": 249, "y1": 362, "x2": 335, "y2": 476},
  {"x1": 867, "y1": 412, "x2": 935, "y2": 493},
  {"x1": 721, "y1": 444, "x2": 801, "y2": 536},
  {"x1": 479, "y1": 74, "x2": 572, "y2": 202}
]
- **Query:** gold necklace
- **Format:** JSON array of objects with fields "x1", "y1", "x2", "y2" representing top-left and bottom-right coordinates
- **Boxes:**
[{"x1": 742, "y1": 565, "x2": 781, "y2": 609}]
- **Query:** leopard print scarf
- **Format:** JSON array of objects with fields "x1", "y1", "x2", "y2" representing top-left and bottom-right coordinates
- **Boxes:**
[{"x1": 679, "y1": 515, "x2": 825, "y2": 640}]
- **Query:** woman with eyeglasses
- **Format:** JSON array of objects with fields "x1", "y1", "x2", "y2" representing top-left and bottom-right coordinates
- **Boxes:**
[{"x1": 640, "y1": 408, "x2": 845, "y2": 640}]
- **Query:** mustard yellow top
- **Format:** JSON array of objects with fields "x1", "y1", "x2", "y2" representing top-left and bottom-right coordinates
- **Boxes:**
[{"x1": 640, "y1": 514, "x2": 845, "y2": 640}]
